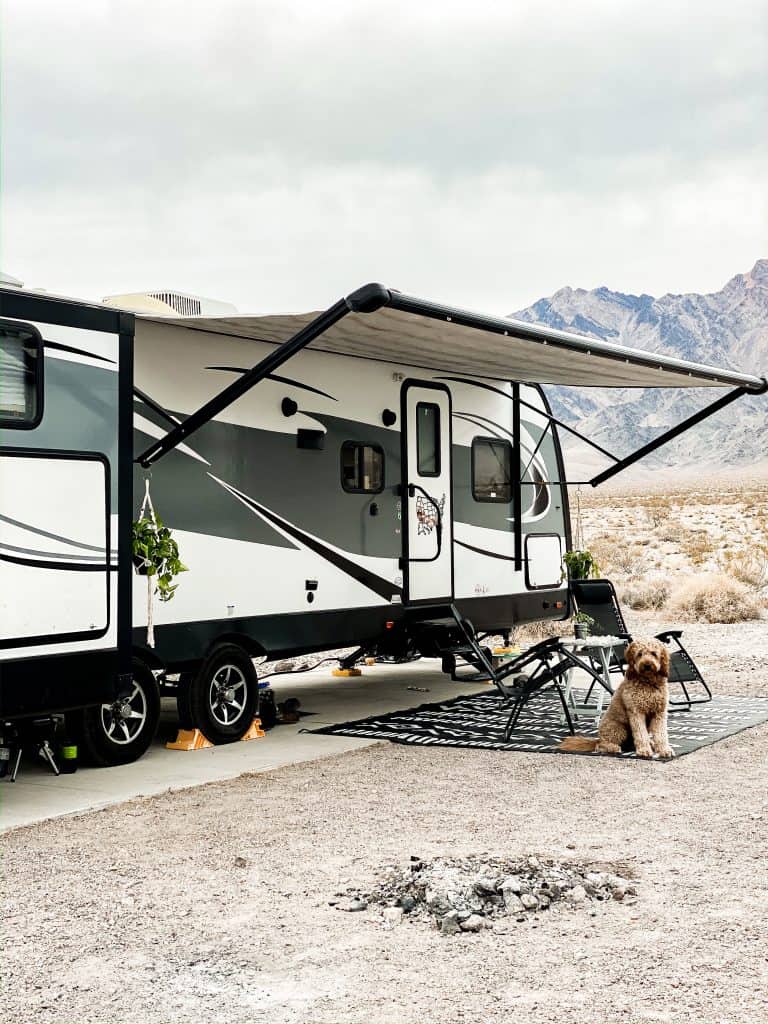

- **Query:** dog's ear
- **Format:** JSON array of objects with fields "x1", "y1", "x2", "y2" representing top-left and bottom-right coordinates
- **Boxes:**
[
  {"x1": 624, "y1": 641, "x2": 639, "y2": 670},
  {"x1": 658, "y1": 642, "x2": 670, "y2": 678}
]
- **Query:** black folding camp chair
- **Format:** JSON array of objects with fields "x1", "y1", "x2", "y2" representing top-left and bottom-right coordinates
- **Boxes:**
[
  {"x1": 570, "y1": 578, "x2": 712, "y2": 710},
  {"x1": 492, "y1": 637, "x2": 614, "y2": 740},
  {"x1": 492, "y1": 638, "x2": 577, "y2": 739}
]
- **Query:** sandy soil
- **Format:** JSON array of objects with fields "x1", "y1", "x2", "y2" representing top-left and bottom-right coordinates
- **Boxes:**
[{"x1": 2, "y1": 614, "x2": 768, "y2": 1024}]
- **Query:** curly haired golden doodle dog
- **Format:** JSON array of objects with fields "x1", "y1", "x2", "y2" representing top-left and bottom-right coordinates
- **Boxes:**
[{"x1": 560, "y1": 638, "x2": 674, "y2": 758}]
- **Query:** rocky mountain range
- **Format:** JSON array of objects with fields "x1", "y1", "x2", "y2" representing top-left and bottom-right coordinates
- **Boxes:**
[{"x1": 511, "y1": 259, "x2": 768, "y2": 478}]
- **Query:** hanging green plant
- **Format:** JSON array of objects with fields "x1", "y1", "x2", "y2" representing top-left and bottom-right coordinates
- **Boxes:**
[
  {"x1": 563, "y1": 549, "x2": 600, "y2": 581},
  {"x1": 132, "y1": 515, "x2": 187, "y2": 602},
  {"x1": 132, "y1": 479, "x2": 187, "y2": 647}
]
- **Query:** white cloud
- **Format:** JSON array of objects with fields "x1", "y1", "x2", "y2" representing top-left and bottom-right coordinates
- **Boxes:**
[{"x1": 1, "y1": 0, "x2": 766, "y2": 311}]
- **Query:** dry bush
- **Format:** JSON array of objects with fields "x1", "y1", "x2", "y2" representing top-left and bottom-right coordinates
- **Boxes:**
[
  {"x1": 589, "y1": 535, "x2": 654, "y2": 578},
  {"x1": 655, "y1": 521, "x2": 688, "y2": 544},
  {"x1": 679, "y1": 530, "x2": 716, "y2": 566},
  {"x1": 620, "y1": 578, "x2": 670, "y2": 611},
  {"x1": 667, "y1": 573, "x2": 765, "y2": 624},
  {"x1": 512, "y1": 618, "x2": 565, "y2": 644},
  {"x1": 718, "y1": 546, "x2": 768, "y2": 593},
  {"x1": 644, "y1": 497, "x2": 672, "y2": 529}
]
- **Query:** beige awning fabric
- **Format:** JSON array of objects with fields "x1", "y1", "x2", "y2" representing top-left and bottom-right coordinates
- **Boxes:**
[{"x1": 141, "y1": 287, "x2": 766, "y2": 392}]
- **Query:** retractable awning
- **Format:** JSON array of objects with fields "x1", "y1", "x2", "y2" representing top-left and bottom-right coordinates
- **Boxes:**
[{"x1": 136, "y1": 283, "x2": 767, "y2": 480}]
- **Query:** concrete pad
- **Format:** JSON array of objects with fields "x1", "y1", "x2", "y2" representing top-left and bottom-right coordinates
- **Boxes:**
[{"x1": 0, "y1": 659, "x2": 489, "y2": 833}]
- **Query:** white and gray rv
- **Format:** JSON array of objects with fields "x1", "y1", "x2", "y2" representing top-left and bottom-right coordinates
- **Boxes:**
[{"x1": 1, "y1": 280, "x2": 764, "y2": 765}]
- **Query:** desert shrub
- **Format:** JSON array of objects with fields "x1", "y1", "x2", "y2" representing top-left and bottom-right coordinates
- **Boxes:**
[
  {"x1": 679, "y1": 530, "x2": 716, "y2": 567},
  {"x1": 620, "y1": 579, "x2": 670, "y2": 611},
  {"x1": 644, "y1": 497, "x2": 672, "y2": 529},
  {"x1": 590, "y1": 535, "x2": 653, "y2": 578},
  {"x1": 718, "y1": 546, "x2": 768, "y2": 593},
  {"x1": 667, "y1": 573, "x2": 765, "y2": 624},
  {"x1": 655, "y1": 521, "x2": 688, "y2": 544}
]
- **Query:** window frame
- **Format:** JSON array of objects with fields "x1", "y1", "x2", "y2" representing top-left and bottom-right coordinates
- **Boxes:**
[
  {"x1": 0, "y1": 319, "x2": 44, "y2": 431},
  {"x1": 471, "y1": 435, "x2": 513, "y2": 504},
  {"x1": 340, "y1": 440, "x2": 385, "y2": 494},
  {"x1": 415, "y1": 401, "x2": 441, "y2": 478}
]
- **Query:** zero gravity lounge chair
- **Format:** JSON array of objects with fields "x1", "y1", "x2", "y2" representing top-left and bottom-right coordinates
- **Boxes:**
[{"x1": 570, "y1": 578, "x2": 712, "y2": 710}]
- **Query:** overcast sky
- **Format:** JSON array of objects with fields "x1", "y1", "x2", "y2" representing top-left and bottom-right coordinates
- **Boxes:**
[{"x1": 1, "y1": 0, "x2": 766, "y2": 314}]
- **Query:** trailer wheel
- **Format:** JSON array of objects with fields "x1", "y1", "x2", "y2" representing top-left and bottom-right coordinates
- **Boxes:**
[
  {"x1": 71, "y1": 658, "x2": 161, "y2": 767},
  {"x1": 177, "y1": 644, "x2": 258, "y2": 744}
]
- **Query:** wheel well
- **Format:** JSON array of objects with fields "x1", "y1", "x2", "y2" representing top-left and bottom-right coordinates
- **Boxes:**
[{"x1": 205, "y1": 633, "x2": 267, "y2": 660}]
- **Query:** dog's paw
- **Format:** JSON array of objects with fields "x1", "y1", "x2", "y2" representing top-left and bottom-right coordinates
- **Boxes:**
[
  {"x1": 657, "y1": 746, "x2": 675, "y2": 759},
  {"x1": 635, "y1": 746, "x2": 654, "y2": 759}
]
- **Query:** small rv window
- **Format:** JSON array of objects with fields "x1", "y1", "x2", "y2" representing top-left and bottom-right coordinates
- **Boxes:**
[
  {"x1": 0, "y1": 324, "x2": 42, "y2": 429},
  {"x1": 416, "y1": 402, "x2": 440, "y2": 476},
  {"x1": 472, "y1": 437, "x2": 512, "y2": 502},
  {"x1": 341, "y1": 442, "x2": 384, "y2": 493}
]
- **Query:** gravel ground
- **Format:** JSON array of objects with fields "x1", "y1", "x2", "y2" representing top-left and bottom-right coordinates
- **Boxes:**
[{"x1": 3, "y1": 617, "x2": 768, "y2": 1024}]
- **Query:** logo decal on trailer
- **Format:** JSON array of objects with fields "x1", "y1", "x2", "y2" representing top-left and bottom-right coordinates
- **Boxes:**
[{"x1": 416, "y1": 493, "x2": 445, "y2": 536}]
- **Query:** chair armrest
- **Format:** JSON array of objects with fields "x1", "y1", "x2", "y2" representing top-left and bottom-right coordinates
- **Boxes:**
[{"x1": 656, "y1": 629, "x2": 683, "y2": 642}]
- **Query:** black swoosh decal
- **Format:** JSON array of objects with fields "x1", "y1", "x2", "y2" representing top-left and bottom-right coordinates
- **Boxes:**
[
  {"x1": 134, "y1": 387, "x2": 181, "y2": 429},
  {"x1": 220, "y1": 484, "x2": 400, "y2": 601},
  {"x1": 0, "y1": 551, "x2": 109, "y2": 572},
  {"x1": 454, "y1": 539, "x2": 518, "y2": 562},
  {"x1": 206, "y1": 367, "x2": 338, "y2": 402},
  {"x1": 45, "y1": 340, "x2": 116, "y2": 364},
  {"x1": 0, "y1": 513, "x2": 107, "y2": 553},
  {"x1": 0, "y1": 540, "x2": 106, "y2": 562},
  {"x1": 453, "y1": 412, "x2": 507, "y2": 441}
]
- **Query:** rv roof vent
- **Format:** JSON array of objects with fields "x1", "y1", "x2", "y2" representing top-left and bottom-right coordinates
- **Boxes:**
[
  {"x1": 102, "y1": 290, "x2": 238, "y2": 316},
  {"x1": 147, "y1": 291, "x2": 202, "y2": 316}
]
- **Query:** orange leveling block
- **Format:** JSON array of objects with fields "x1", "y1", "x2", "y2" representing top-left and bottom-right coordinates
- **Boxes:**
[
  {"x1": 332, "y1": 667, "x2": 362, "y2": 677},
  {"x1": 166, "y1": 729, "x2": 213, "y2": 751},
  {"x1": 166, "y1": 718, "x2": 265, "y2": 750}
]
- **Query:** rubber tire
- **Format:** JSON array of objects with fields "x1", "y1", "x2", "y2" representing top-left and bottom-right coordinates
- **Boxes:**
[
  {"x1": 70, "y1": 657, "x2": 161, "y2": 767},
  {"x1": 177, "y1": 644, "x2": 258, "y2": 744}
]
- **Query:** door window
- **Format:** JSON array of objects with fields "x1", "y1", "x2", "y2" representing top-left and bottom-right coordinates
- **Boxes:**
[{"x1": 416, "y1": 402, "x2": 440, "y2": 476}]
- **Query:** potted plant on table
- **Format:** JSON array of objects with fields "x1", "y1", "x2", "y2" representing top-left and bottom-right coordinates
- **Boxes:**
[{"x1": 573, "y1": 611, "x2": 595, "y2": 640}]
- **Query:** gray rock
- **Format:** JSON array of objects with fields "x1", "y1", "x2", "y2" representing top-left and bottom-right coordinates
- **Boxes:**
[
  {"x1": 538, "y1": 895, "x2": 551, "y2": 910},
  {"x1": 383, "y1": 907, "x2": 404, "y2": 928},
  {"x1": 398, "y1": 895, "x2": 417, "y2": 913},
  {"x1": 499, "y1": 874, "x2": 523, "y2": 895},
  {"x1": 503, "y1": 892, "x2": 524, "y2": 914},
  {"x1": 611, "y1": 885, "x2": 627, "y2": 901},
  {"x1": 440, "y1": 911, "x2": 461, "y2": 935},
  {"x1": 459, "y1": 914, "x2": 486, "y2": 932},
  {"x1": 473, "y1": 875, "x2": 499, "y2": 897},
  {"x1": 521, "y1": 894, "x2": 539, "y2": 911},
  {"x1": 341, "y1": 898, "x2": 368, "y2": 912},
  {"x1": 457, "y1": 910, "x2": 472, "y2": 922},
  {"x1": 566, "y1": 885, "x2": 587, "y2": 905},
  {"x1": 426, "y1": 890, "x2": 453, "y2": 918}
]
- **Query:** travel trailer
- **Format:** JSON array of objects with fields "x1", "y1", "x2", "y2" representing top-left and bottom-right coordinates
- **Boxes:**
[{"x1": 1, "y1": 280, "x2": 765, "y2": 765}]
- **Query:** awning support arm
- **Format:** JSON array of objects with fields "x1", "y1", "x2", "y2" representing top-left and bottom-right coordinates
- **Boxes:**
[
  {"x1": 135, "y1": 285, "x2": 390, "y2": 468},
  {"x1": 590, "y1": 382, "x2": 767, "y2": 487}
]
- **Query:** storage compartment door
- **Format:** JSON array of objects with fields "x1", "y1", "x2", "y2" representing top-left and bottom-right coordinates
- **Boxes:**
[
  {"x1": 0, "y1": 452, "x2": 110, "y2": 646},
  {"x1": 525, "y1": 533, "x2": 563, "y2": 590}
]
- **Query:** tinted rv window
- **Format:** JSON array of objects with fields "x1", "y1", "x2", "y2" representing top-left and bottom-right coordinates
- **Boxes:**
[
  {"x1": 0, "y1": 324, "x2": 42, "y2": 428},
  {"x1": 416, "y1": 402, "x2": 440, "y2": 476},
  {"x1": 472, "y1": 437, "x2": 512, "y2": 502},
  {"x1": 341, "y1": 442, "x2": 384, "y2": 493}
]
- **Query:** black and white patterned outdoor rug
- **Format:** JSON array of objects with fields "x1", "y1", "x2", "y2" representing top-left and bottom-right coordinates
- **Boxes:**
[{"x1": 308, "y1": 691, "x2": 768, "y2": 758}]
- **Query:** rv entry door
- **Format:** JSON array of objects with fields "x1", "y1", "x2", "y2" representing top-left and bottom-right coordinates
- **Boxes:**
[{"x1": 402, "y1": 383, "x2": 453, "y2": 603}]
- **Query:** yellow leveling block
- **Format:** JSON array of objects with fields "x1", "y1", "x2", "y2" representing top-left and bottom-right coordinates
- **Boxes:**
[
  {"x1": 166, "y1": 718, "x2": 265, "y2": 750},
  {"x1": 332, "y1": 667, "x2": 362, "y2": 677}
]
